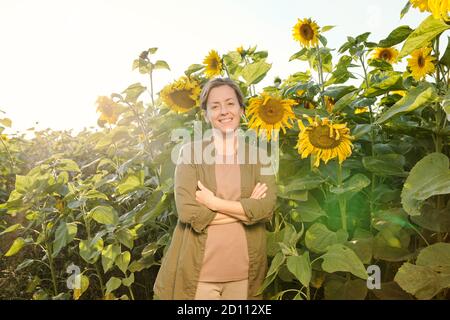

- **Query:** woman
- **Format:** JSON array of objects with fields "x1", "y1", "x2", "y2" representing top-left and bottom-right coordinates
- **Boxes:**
[{"x1": 153, "y1": 77, "x2": 277, "y2": 300}]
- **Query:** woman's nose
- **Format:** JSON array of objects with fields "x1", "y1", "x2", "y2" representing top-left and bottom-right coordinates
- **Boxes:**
[{"x1": 219, "y1": 105, "x2": 228, "y2": 114}]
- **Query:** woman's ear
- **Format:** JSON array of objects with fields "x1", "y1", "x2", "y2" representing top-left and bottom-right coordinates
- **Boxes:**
[{"x1": 204, "y1": 110, "x2": 210, "y2": 124}]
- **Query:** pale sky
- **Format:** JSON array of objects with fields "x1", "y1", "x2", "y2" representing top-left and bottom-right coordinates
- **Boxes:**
[{"x1": 0, "y1": 0, "x2": 427, "y2": 135}]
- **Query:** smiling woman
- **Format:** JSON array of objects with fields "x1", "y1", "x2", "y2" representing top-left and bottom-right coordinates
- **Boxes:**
[{"x1": 153, "y1": 77, "x2": 278, "y2": 300}]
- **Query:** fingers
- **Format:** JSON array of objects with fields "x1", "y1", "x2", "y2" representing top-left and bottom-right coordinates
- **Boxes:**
[{"x1": 250, "y1": 182, "x2": 268, "y2": 199}]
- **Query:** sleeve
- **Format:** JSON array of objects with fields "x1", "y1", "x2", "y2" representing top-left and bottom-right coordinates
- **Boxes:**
[
  {"x1": 239, "y1": 162, "x2": 278, "y2": 226},
  {"x1": 174, "y1": 145, "x2": 217, "y2": 233}
]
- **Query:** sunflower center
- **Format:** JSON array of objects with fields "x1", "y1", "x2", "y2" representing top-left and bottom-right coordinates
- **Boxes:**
[
  {"x1": 418, "y1": 55, "x2": 425, "y2": 68},
  {"x1": 259, "y1": 98, "x2": 285, "y2": 124},
  {"x1": 170, "y1": 89, "x2": 196, "y2": 109},
  {"x1": 380, "y1": 50, "x2": 392, "y2": 61},
  {"x1": 102, "y1": 104, "x2": 114, "y2": 117},
  {"x1": 209, "y1": 58, "x2": 218, "y2": 70},
  {"x1": 309, "y1": 125, "x2": 341, "y2": 149},
  {"x1": 300, "y1": 24, "x2": 314, "y2": 41}
]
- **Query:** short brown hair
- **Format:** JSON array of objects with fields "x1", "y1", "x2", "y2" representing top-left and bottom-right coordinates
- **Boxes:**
[{"x1": 200, "y1": 77, "x2": 245, "y2": 111}]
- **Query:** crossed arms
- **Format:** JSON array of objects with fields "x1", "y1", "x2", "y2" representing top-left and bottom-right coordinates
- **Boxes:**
[{"x1": 174, "y1": 162, "x2": 277, "y2": 233}]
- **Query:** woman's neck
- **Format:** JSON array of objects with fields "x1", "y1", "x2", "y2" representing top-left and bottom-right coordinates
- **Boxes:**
[{"x1": 212, "y1": 129, "x2": 238, "y2": 156}]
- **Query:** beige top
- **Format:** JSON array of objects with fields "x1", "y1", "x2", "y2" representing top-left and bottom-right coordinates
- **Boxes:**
[{"x1": 197, "y1": 152, "x2": 249, "y2": 282}]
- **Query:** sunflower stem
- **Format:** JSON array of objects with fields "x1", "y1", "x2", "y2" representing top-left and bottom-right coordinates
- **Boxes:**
[
  {"x1": 315, "y1": 46, "x2": 326, "y2": 110},
  {"x1": 359, "y1": 53, "x2": 377, "y2": 223},
  {"x1": 243, "y1": 56, "x2": 256, "y2": 96},
  {"x1": 337, "y1": 163, "x2": 347, "y2": 232},
  {"x1": 148, "y1": 57, "x2": 155, "y2": 108}
]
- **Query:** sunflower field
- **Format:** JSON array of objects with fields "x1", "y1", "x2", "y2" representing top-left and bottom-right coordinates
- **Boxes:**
[{"x1": 1, "y1": 1, "x2": 450, "y2": 300}]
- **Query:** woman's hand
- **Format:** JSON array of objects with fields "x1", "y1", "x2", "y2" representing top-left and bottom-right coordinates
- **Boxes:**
[
  {"x1": 195, "y1": 181, "x2": 218, "y2": 211},
  {"x1": 250, "y1": 182, "x2": 267, "y2": 200}
]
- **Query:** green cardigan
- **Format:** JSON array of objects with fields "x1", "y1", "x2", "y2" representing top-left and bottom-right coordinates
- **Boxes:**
[{"x1": 153, "y1": 136, "x2": 278, "y2": 300}]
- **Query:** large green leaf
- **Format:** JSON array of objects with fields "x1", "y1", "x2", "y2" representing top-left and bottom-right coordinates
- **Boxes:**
[
  {"x1": 55, "y1": 159, "x2": 80, "y2": 172},
  {"x1": 394, "y1": 243, "x2": 450, "y2": 300},
  {"x1": 90, "y1": 206, "x2": 119, "y2": 226},
  {"x1": 333, "y1": 91, "x2": 358, "y2": 113},
  {"x1": 281, "y1": 223, "x2": 304, "y2": 250},
  {"x1": 346, "y1": 228, "x2": 374, "y2": 264},
  {"x1": 399, "y1": 15, "x2": 450, "y2": 58},
  {"x1": 0, "y1": 117, "x2": 12, "y2": 127},
  {"x1": 15, "y1": 175, "x2": 34, "y2": 194},
  {"x1": 117, "y1": 171, "x2": 144, "y2": 195},
  {"x1": 394, "y1": 263, "x2": 443, "y2": 299},
  {"x1": 365, "y1": 71, "x2": 403, "y2": 97},
  {"x1": 52, "y1": 222, "x2": 77, "y2": 257},
  {"x1": 324, "y1": 279, "x2": 368, "y2": 300},
  {"x1": 4, "y1": 237, "x2": 26, "y2": 257},
  {"x1": 378, "y1": 25, "x2": 413, "y2": 47},
  {"x1": 84, "y1": 189, "x2": 109, "y2": 200},
  {"x1": 122, "y1": 273, "x2": 135, "y2": 287},
  {"x1": 287, "y1": 252, "x2": 311, "y2": 288},
  {"x1": 240, "y1": 59, "x2": 271, "y2": 85},
  {"x1": 375, "y1": 82, "x2": 438, "y2": 124},
  {"x1": 101, "y1": 244, "x2": 121, "y2": 273},
  {"x1": 79, "y1": 236, "x2": 104, "y2": 264},
  {"x1": 153, "y1": 60, "x2": 170, "y2": 71},
  {"x1": 416, "y1": 242, "x2": 450, "y2": 269},
  {"x1": 329, "y1": 173, "x2": 370, "y2": 194},
  {"x1": 115, "y1": 251, "x2": 131, "y2": 274},
  {"x1": 122, "y1": 83, "x2": 146, "y2": 103},
  {"x1": 105, "y1": 277, "x2": 122, "y2": 294},
  {"x1": 362, "y1": 154, "x2": 407, "y2": 176},
  {"x1": 292, "y1": 193, "x2": 326, "y2": 223},
  {"x1": 282, "y1": 173, "x2": 324, "y2": 192},
  {"x1": 0, "y1": 223, "x2": 22, "y2": 236},
  {"x1": 305, "y1": 223, "x2": 348, "y2": 253},
  {"x1": 115, "y1": 228, "x2": 136, "y2": 249},
  {"x1": 321, "y1": 244, "x2": 368, "y2": 279},
  {"x1": 401, "y1": 153, "x2": 450, "y2": 216},
  {"x1": 266, "y1": 252, "x2": 285, "y2": 278},
  {"x1": 411, "y1": 203, "x2": 450, "y2": 232}
]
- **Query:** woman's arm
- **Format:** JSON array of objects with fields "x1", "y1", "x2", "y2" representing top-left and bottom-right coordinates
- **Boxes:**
[
  {"x1": 196, "y1": 181, "x2": 269, "y2": 223},
  {"x1": 239, "y1": 164, "x2": 278, "y2": 225},
  {"x1": 209, "y1": 212, "x2": 240, "y2": 225},
  {"x1": 173, "y1": 144, "x2": 217, "y2": 233}
]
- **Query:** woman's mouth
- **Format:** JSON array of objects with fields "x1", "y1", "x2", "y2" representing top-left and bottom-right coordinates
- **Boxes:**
[{"x1": 219, "y1": 117, "x2": 233, "y2": 123}]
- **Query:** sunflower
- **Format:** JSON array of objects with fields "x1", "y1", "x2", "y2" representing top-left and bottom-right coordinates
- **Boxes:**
[
  {"x1": 428, "y1": 0, "x2": 450, "y2": 20},
  {"x1": 246, "y1": 92, "x2": 297, "y2": 141},
  {"x1": 236, "y1": 45, "x2": 245, "y2": 56},
  {"x1": 159, "y1": 76, "x2": 201, "y2": 113},
  {"x1": 203, "y1": 50, "x2": 222, "y2": 78},
  {"x1": 371, "y1": 47, "x2": 399, "y2": 64},
  {"x1": 0, "y1": 134, "x2": 8, "y2": 142},
  {"x1": 410, "y1": 0, "x2": 429, "y2": 11},
  {"x1": 407, "y1": 47, "x2": 436, "y2": 81},
  {"x1": 96, "y1": 96, "x2": 121, "y2": 125},
  {"x1": 292, "y1": 18, "x2": 320, "y2": 48},
  {"x1": 295, "y1": 116, "x2": 354, "y2": 167}
]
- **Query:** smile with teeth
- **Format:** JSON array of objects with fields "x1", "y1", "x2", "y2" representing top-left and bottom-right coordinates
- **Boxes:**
[{"x1": 219, "y1": 117, "x2": 233, "y2": 123}]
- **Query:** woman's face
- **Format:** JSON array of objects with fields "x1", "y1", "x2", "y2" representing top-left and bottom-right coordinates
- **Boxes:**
[{"x1": 205, "y1": 85, "x2": 243, "y2": 135}]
